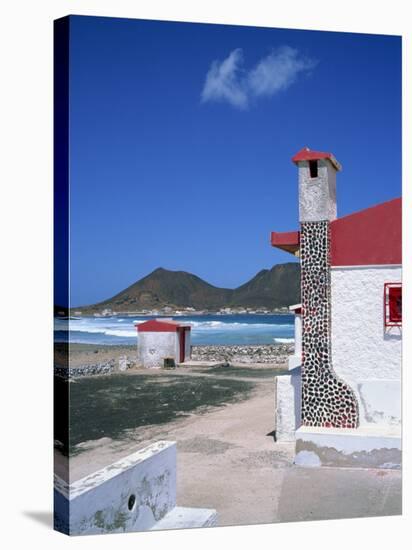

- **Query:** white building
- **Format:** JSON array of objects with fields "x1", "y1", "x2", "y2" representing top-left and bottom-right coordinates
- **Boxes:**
[
  {"x1": 271, "y1": 147, "x2": 401, "y2": 468},
  {"x1": 136, "y1": 319, "x2": 191, "y2": 368}
]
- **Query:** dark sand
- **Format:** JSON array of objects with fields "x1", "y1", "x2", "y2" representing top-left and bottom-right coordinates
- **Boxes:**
[{"x1": 54, "y1": 343, "x2": 137, "y2": 368}]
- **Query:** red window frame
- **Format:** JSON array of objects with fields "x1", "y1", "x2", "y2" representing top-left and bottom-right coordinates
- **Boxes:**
[{"x1": 384, "y1": 282, "x2": 402, "y2": 327}]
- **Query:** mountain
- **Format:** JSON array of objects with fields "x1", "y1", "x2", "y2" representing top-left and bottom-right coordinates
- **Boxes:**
[
  {"x1": 231, "y1": 263, "x2": 301, "y2": 308},
  {"x1": 75, "y1": 263, "x2": 300, "y2": 313}
]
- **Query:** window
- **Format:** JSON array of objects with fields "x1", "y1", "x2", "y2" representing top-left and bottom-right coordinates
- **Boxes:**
[
  {"x1": 384, "y1": 283, "x2": 402, "y2": 327},
  {"x1": 309, "y1": 160, "x2": 318, "y2": 178}
]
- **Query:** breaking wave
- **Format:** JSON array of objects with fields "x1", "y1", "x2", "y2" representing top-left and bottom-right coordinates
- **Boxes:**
[{"x1": 54, "y1": 314, "x2": 294, "y2": 346}]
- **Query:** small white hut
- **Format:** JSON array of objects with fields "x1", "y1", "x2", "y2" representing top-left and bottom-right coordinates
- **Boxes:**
[{"x1": 136, "y1": 319, "x2": 191, "y2": 368}]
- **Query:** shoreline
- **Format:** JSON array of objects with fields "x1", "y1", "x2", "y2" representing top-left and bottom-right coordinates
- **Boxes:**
[
  {"x1": 65, "y1": 310, "x2": 293, "y2": 318},
  {"x1": 54, "y1": 342, "x2": 294, "y2": 378}
]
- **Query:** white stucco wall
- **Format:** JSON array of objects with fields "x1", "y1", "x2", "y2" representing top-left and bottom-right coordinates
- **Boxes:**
[
  {"x1": 294, "y1": 313, "x2": 302, "y2": 357},
  {"x1": 139, "y1": 332, "x2": 178, "y2": 368},
  {"x1": 54, "y1": 441, "x2": 218, "y2": 535},
  {"x1": 276, "y1": 367, "x2": 302, "y2": 441},
  {"x1": 331, "y1": 265, "x2": 401, "y2": 427},
  {"x1": 288, "y1": 313, "x2": 302, "y2": 370}
]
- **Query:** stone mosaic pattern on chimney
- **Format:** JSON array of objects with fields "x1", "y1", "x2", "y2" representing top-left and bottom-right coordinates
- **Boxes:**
[{"x1": 300, "y1": 221, "x2": 359, "y2": 428}]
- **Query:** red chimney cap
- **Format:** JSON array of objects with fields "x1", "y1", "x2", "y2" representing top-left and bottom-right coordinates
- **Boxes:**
[{"x1": 292, "y1": 147, "x2": 342, "y2": 171}]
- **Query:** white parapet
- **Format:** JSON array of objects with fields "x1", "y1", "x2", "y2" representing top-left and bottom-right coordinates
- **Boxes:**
[
  {"x1": 288, "y1": 355, "x2": 301, "y2": 370},
  {"x1": 295, "y1": 425, "x2": 401, "y2": 469},
  {"x1": 288, "y1": 305, "x2": 301, "y2": 370},
  {"x1": 276, "y1": 367, "x2": 301, "y2": 442},
  {"x1": 54, "y1": 441, "x2": 217, "y2": 535}
]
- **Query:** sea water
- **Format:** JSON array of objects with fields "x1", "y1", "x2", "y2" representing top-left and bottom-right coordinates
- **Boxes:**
[{"x1": 54, "y1": 314, "x2": 294, "y2": 346}]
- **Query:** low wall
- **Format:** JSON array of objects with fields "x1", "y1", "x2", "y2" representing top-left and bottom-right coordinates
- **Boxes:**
[
  {"x1": 54, "y1": 344, "x2": 294, "y2": 378},
  {"x1": 192, "y1": 343, "x2": 294, "y2": 365},
  {"x1": 55, "y1": 441, "x2": 176, "y2": 535},
  {"x1": 54, "y1": 362, "x2": 116, "y2": 379},
  {"x1": 295, "y1": 426, "x2": 401, "y2": 469},
  {"x1": 54, "y1": 441, "x2": 217, "y2": 535},
  {"x1": 54, "y1": 355, "x2": 135, "y2": 379}
]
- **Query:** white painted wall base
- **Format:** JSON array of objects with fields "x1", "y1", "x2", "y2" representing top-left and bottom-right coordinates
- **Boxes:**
[
  {"x1": 295, "y1": 425, "x2": 401, "y2": 469},
  {"x1": 276, "y1": 367, "x2": 301, "y2": 441},
  {"x1": 54, "y1": 441, "x2": 217, "y2": 535},
  {"x1": 288, "y1": 355, "x2": 301, "y2": 370}
]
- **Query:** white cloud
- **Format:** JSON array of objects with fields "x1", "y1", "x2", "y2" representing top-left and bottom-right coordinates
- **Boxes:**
[
  {"x1": 201, "y1": 48, "x2": 249, "y2": 109},
  {"x1": 201, "y1": 46, "x2": 317, "y2": 109}
]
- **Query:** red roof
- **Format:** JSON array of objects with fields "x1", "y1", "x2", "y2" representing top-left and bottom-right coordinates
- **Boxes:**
[
  {"x1": 271, "y1": 198, "x2": 401, "y2": 266},
  {"x1": 292, "y1": 147, "x2": 342, "y2": 171},
  {"x1": 136, "y1": 319, "x2": 191, "y2": 332},
  {"x1": 271, "y1": 230, "x2": 300, "y2": 255},
  {"x1": 330, "y1": 198, "x2": 401, "y2": 266}
]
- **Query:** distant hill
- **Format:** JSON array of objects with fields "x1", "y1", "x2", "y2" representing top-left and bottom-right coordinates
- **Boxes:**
[
  {"x1": 231, "y1": 264, "x2": 301, "y2": 308},
  {"x1": 75, "y1": 263, "x2": 300, "y2": 313}
]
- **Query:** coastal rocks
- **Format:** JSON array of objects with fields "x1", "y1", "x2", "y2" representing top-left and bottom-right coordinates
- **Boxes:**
[
  {"x1": 118, "y1": 355, "x2": 131, "y2": 372},
  {"x1": 191, "y1": 344, "x2": 294, "y2": 365},
  {"x1": 54, "y1": 356, "x2": 136, "y2": 379},
  {"x1": 54, "y1": 344, "x2": 293, "y2": 379}
]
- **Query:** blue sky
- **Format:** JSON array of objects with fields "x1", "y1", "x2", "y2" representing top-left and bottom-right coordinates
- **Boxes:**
[{"x1": 67, "y1": 16, "x2": 401, "y2": 307}]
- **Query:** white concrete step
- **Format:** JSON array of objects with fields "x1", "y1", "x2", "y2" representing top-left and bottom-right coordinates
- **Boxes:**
[
  {"x1": 176, "y1": 361, "x2": 226, "y2": 368},
  {"x1": 151, "y1": 506, "x2": 218, "y2": 531}
]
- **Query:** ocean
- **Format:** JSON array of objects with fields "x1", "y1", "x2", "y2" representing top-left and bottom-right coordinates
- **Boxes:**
[{"x1": 54, "y1": 313, "x2": 295, "y2": 346}]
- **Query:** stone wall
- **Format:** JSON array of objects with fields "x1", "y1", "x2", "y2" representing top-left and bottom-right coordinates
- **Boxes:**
[
  {"x1": 191, "y1": 343, "x2": 293, "y2": 365},
  {"x1": 54, "y1": 356, "x2": 135, "y2": 379},
  {"x1": 300, "y1": 221, "x2": 359, "y2": 428},
  {"x1": 54, "y1": 344, "x2": 294, "y2": 379},
  {"x1": 54, "y1": 440, "x2": 217, "y2": 535}
]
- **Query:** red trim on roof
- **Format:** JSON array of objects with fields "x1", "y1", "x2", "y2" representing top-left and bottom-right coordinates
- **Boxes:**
[
  {"x1": 137, "y1": 319, "x2": 191, "y2": 332},
  {"x1": 292, "y1": 147, "x2": 342, "y2": 171},
  {"x1": 330, "y1": 198, "x2": 401, "y2": 266},
  {"x1": 271, "y1": 230, "x2": 300, "y2": 255}
]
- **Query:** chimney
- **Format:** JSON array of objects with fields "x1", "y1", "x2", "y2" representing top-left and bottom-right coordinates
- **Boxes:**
[
  {"x1": 292, "y1": 147, "x2": 342, "y2": 223},
  {"x1": 292, "y1": 146, "x2": 359, "y2": 429}
]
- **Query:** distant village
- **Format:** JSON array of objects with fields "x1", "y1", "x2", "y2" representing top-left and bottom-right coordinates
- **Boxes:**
[{"x1": 71, "y1": 306, "x2": 291, "y2": 318}]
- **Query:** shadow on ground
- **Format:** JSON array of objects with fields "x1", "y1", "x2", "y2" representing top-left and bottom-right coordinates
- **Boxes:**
[{"x1": 22, "y1": 511, "x2": 53, "y2": 529}]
